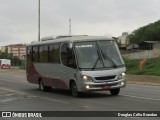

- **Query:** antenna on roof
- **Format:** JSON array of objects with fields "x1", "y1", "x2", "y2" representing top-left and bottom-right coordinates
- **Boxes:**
[{"x1": 69, "y1": 18, "x2": 71, "y2": 36}]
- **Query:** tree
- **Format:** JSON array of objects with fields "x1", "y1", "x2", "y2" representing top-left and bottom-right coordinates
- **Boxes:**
[{"x1": 128, "y1": 20, "x2": 160, "y2": 44}]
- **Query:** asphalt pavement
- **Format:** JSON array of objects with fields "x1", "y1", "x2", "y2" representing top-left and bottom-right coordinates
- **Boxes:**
[{"x1": 0, "y1": 69, "x2": 160, "y2": 120}]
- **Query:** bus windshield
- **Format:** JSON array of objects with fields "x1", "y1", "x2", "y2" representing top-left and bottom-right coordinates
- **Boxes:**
[{"x1": 74, "y1": 40, "x2": 124, "y2": 70}]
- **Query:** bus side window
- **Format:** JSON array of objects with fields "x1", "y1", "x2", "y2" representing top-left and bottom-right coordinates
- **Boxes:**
[
  {"x1": 61, "y1": 43, "x2": 77, "y2": 69},
  {"x1": 49, "y1": 44, "x2": 60, "y2": 63},
  {"x1": 27, "y1": 46, "x2": 32, "y2": 63},
  {"x1": 68, "y1": 49, "x2": 77, "y2": 69},
  {"x1": 61, "y1": 43, "x2": 68, "y2": 66},
  {"x1": 39, "y1": 45, "x2": 48, "y2": 63},
  {"x1": 32, "y1": 46, "x2": 38, "y2": 62}
]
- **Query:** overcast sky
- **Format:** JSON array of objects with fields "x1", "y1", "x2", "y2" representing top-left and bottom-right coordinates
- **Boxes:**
[{"x1": 0, "y1": 0, "x2": 160, "y2": 46}]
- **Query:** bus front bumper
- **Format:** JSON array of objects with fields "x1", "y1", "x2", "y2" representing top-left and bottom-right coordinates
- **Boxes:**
[{"x1": 82, "y1": 79, "x2": 126, "y2": 91}]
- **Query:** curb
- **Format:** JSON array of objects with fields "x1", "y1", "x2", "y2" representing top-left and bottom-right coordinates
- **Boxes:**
[{"x1": 128, "y1": 81, "x2": 160, "y2": 86}]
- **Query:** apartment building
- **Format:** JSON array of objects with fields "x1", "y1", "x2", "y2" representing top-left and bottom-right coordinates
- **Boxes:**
[
  {"x1": 7, "y1": 44, "x2": 26, "y2": 60},
  {"x1": 117, "y1": 32, "x2": 129, "y2": 48},
  {"x1": 0, "y1": 46, "x2": 6, "y2": 53}
]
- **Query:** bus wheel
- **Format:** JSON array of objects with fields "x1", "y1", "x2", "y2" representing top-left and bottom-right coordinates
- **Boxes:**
[
  {"x1": 71, "y1": 82, "x2": 79, "y2": 97},
  {"x1": 110, "y1": 88, "x2": 120, "y2": 96},
  {"x1": 39, "y1": 80, "x2": 52, "y2": 92}
]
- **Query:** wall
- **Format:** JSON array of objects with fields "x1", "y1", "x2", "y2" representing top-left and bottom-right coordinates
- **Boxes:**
[{"x1": 123, "y1": 43, "x2": 160, "y2": 59}]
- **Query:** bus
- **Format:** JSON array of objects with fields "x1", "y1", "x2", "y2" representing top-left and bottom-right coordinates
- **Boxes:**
[
  {"x1": 26, "y1": 35, "x2": 126, "y2": 97},
  {"x1": 0, "y1": 59, "x2": 11, "y2": 69}
]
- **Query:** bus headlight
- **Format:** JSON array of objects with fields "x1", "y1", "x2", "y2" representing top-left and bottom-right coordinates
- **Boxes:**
[
  {"x1": 86, "y1": 85, "x2": 90, "y2": 89},
  {"x1": 121, "y1": 72, "x2": 126, "y2": 77},
  {"x1": 121, "y1": 82, "x2": 125, "y2": 86},
  {"x1": 118, "y1": 72, "x2": 126, "y2": 79},
  {"x1": 81, "y1": 75, "x2": 92, "y2": 81}
]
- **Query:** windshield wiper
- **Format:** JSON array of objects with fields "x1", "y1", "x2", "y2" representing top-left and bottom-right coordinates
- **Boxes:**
[
  {"x1": 100, "y1": 49, "x2": 118, "y2": 68},
  {"x1": 92, "y1": 50, "x2": 104, "y2": 70}
]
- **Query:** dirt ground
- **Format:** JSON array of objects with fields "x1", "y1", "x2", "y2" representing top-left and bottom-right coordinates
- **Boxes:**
[{"x1": 127, "y1": 74, "x2": 160, "y2": 86}]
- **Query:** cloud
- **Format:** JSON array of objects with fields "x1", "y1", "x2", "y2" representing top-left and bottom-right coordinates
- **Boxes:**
[{"x1": 0, "y1": 0, "x2": 160, "y2": 46}]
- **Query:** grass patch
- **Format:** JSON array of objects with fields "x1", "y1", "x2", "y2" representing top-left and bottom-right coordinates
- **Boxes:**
[{"x1": 123, "y1": 57, "x2": 160, "y2": 76}]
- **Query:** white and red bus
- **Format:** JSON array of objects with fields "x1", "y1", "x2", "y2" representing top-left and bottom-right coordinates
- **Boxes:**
[
  {"x1": 0, "y1": 59, "x2": 11, "y2": 69},
  {"x1": 26, "y1": 35, "x2": 126, "y2": 97}
]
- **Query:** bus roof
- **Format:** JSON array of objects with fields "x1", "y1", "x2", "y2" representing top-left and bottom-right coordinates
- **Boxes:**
[{"x1": 27, "y1": 35, "x2": 113, "y2": 46}]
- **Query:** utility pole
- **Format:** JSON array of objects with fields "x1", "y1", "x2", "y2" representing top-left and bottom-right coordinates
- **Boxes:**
[
  {"x1": 38, "y1": 0, "x2": 40, "y2": 41},
  {"x1": 69, "y1": 18, "x2": 71, "y2": 36}
]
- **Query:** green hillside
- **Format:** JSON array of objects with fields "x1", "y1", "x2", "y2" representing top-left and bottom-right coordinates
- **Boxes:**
[
  {"x1": 128, "y1": 20, "x2": 160, "y2": 44},
  {"x1": 124, "y1": 57, "x2": 160, "y2": 76}
]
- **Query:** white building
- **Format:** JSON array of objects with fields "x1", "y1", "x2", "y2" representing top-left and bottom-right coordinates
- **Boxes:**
[{"x1": 117, "y1": 32, "x2": 129, "y2": 48}]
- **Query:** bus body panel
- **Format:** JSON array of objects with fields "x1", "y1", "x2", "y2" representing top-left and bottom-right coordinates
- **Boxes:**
[
  {"x1": 27, "y1": 63, "x2": 77, "y2": 89},
  {"x1": 26, "y1": 36, "x2": 127, "y2": 94}
]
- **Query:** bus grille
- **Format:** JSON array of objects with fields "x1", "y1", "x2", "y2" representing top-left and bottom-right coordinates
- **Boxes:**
[{"x1": 95, "y1": 75, "x2": 116, "y2": 81}]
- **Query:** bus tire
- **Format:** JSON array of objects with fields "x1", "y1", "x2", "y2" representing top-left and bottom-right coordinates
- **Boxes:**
[
  {"x1": 71, "y1": 82, "x2": 79, "y2": 97},
  {"x1": 39, "y1": 80, "x2": 52, "y2": 92},
  {"x1": 110, "y1": 88, "x2": 120, "y2": 96}
]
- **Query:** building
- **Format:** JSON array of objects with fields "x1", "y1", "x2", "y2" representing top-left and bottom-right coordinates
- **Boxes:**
[
  {"x1": 123, "y1": 42, "x2": 160, "y2": 59},
  {"x1": 117, "y1": 32, "x2": 129, "y2": 48},
  {"x1": 0, "y1": 46, "x2": 6, "y2": 53},
  {"x1": 138, "y1": 41, "x2": 160, "y2": 50},
  {"x1": 7, "y1": 44, "x2": 26, "y2": 60}
]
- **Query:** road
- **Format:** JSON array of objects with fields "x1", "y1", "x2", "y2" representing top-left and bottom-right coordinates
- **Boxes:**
[{"x1": 0, "y1": 69, "x2": 160, "y2": 120}]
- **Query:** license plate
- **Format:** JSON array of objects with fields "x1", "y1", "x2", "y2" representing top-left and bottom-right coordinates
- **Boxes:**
[{"x1": 102, "y1": 85, "x2": 110, "y2": 90}]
